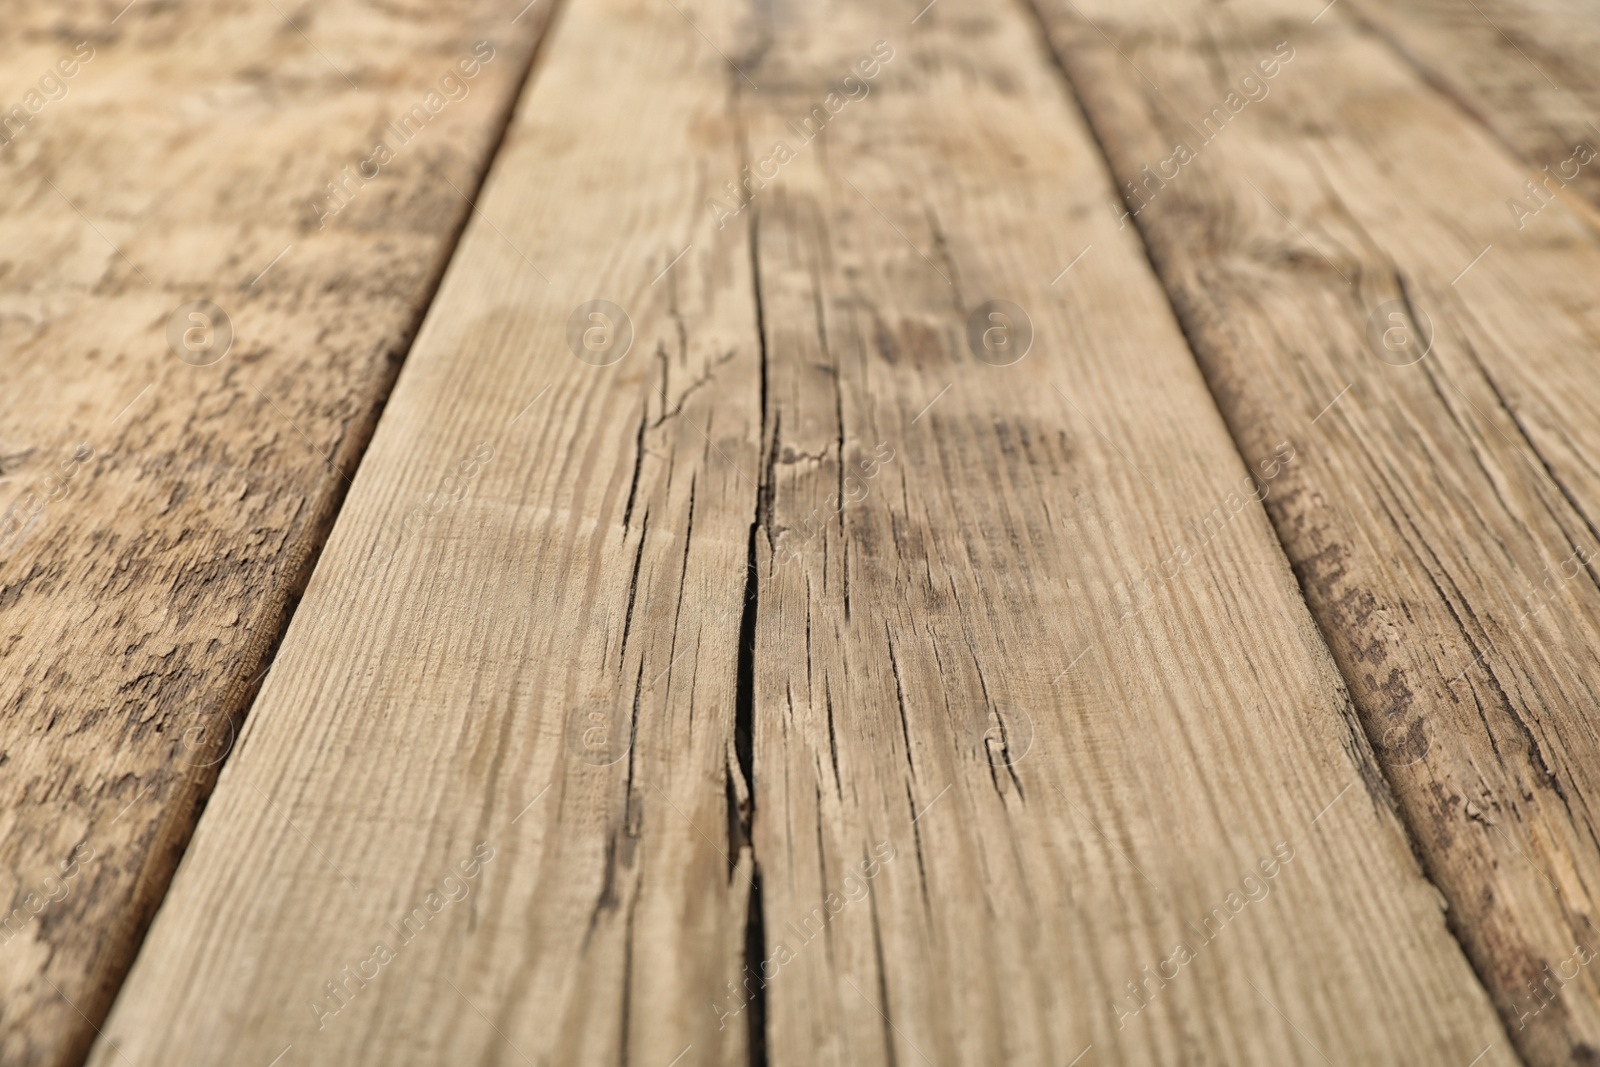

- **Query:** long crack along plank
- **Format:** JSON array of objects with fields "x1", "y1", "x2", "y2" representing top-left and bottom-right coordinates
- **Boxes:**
[
  {"x1": 0, "y1": 3, "x2": 553, "y2": 1064},
  {"x1": 1030, "y1": 0, "x2": 1600, "y2": 1061},
  {"x1": 735, "y1": 1, "x2": 1510, "y2": 1063},
  {"x1": 89, "y1": 0, "x2": 762, "y2": 1063}
]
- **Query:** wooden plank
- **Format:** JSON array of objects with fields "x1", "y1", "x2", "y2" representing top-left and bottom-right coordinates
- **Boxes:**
[
  {"x1": 1028, "y1": 0, "x2": 1600, "y2": 1061},
  {"x1": 87, "y1": 0, "x2": 763, "y2": 1063},
  {"x1": 738, "y1": 1, "x2": 1510, "y2": 1063},
  {"x1": 1348, "y1": 0, "x2": 1600, "y2": 225},
  {"x1": 0, "y1": 3, "x2": 553, "y2": 1065}
]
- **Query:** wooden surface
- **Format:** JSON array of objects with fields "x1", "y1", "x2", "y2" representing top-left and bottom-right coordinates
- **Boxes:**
[
  {"x1": 1030, "y1": 0, "x2": 1600, "y2": 1061},
  {"x1": 91, "y1": 0, "x2": 1516, "y2": 1064},
  {"x1": 0, "y1": 2, "x2": 553, "y2": 1065},
  {"x1": 743, "y1": 2, "x2": 1508, "y2": 1065},
  {"x1": 4, "y1": 0, "x2": 1599, "y2": 1063},
  {"x1": 1351, "y1": 0, "x2": 1600, "y2": 223},
  {"x1": 88, "y1": 0, "x2": 762, "y2": 1063}
]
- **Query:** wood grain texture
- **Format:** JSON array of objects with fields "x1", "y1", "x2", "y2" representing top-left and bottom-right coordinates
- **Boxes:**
[
  {"x1": 1029, "y1": 0, "x2": 1600, "y2": 1061},
  {"x1": 88, "y1": 0, "x2": 764, "y2": 1063},
  {"x1": 0, "y1": 3, "x2": 552, "y2": 1065},
  {"x1": 77, "y1": 0, "x2": 1544, "y2": 1063},
  {"x1": 738, "y1": 0, "x2": 1509, "y2": 1063},
  {"x1": 1348, "y1": 0, "x2": 1600, "y2": 226}
]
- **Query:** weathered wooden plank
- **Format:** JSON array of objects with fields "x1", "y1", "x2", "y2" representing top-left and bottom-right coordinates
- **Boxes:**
[
  {"x1": 87, "y1": 0, "x2": 763, "y2": 1063},
  {"x1": 1029, "y1": 0, "x2": 1600, "y2": 1061},
  {"x1": 736, "y1": 0, "x2": 1511, "y2": 1063},
  {"x1": 1349, "y1": 0, "x2": 1600, "y2": 227},
  {"x1": 0, "y1": 3, "x2": 553, "y2": 1064}
]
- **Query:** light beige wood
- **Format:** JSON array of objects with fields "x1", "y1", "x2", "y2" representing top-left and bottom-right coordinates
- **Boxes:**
[
  {"x1": 1350, "y1": 0, "x2": 1600, "y2": 226},
  {"x1": 1029, "y1": 0, "x2": 1600, "y2": 1061},
  {"x1": 88, "y1": 0, "x2": 763, "y2": 1063},
  {"x1": 87, "y1": 0, "x2": 1526, "y2": 1063},
  {"x1": 0, "y1": 3, "x2": 552, "y2": 1064},
  {"x1": 738, "y1": 0, "x2": 1510, "y2": 1063}
]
